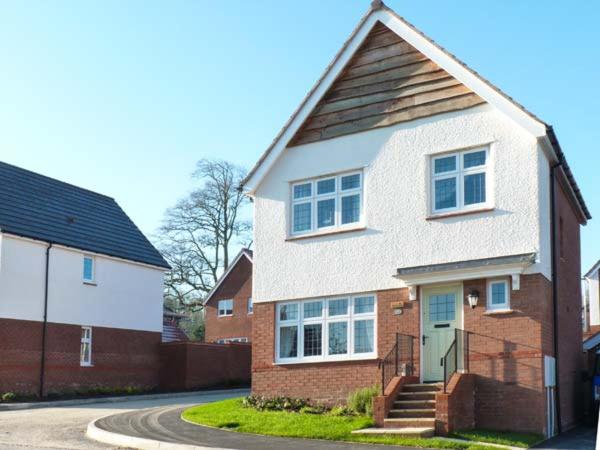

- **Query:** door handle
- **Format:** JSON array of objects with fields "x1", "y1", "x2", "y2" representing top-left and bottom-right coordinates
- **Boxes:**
[{"x1": 422, "y1": 335, "x2": 427, "y2": 346}]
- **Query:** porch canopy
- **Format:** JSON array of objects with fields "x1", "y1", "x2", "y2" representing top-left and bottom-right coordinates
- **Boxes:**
[{"x1": 395, "y1": 253, "x2": 537, "y2": 300}]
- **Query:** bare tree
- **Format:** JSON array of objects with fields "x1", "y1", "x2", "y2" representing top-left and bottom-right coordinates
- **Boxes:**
[{"x1": 158, "y1": 159, "x2": 251, "y2": 309}]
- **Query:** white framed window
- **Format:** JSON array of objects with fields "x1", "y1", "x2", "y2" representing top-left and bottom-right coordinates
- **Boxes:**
[
  {"x1": 247, "y1": 297, "x2": 253, "y2": 314},
  {"x1": 487, "y1": 279, "x2": 510, "y2": 311},
  {"x1": 275, "y1": 294, "x2": 376, "y2": 363},
  {"x1": 218, "y1": 299, "x2": 233, "y2": 317},
  {"x1": 80, "y1": 326, "x2": 92, "y2": 367},
  {"x1": 431, "y1": 147, "x2": 489, "y2": 214},
  {"x1": 291, "y1": 170, "x2": 363, "y2": 236},
  {"x1": 83, "y1": 255, "x2": 95, "y2": 283}
]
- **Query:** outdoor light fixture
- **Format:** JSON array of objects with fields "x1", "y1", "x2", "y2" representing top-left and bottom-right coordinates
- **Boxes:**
[{"x1": 467, "y1": 289, "x2": 479, "y2": 309}]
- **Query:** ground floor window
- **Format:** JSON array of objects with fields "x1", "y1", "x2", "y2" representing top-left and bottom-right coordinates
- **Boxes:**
[
  {"x1": 275, "y1": 294, "x2": 376, "y2": 363},
  {"x1": 80, "y1": 326, "x2": 92, "y2": 366},
  {"x1": 487, "y1": 279, "x2": 510, "y2": 311}
]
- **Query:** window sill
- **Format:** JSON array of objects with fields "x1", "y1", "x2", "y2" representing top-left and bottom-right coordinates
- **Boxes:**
[
  {"x1": 274, "y1": 356, "x2": 378, "y2": 366},
  {"x1": 83, "y1": 281, "x2": 97, "y2": 286},
  {"x1": 80, "y1": 364, "x2": 94, "y2": 368},
  {"x1": 483, "y1": 309, "x2": 514, "y2": 315},
  {"x1": 218, "y1": 314, "x2": 233, "y2": 318},
  {"x1": 286, "y1": 226, "x2": 366, "y2": 241},
  {"x1": 426, "y1": 207, "x2": 494, "y2": 221}
]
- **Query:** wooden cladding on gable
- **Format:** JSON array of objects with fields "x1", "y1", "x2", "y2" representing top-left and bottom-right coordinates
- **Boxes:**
[{"x1": 290, "y1": 22, "x2": 486, "y2": 146}]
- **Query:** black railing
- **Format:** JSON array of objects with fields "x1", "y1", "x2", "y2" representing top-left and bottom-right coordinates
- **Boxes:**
[
  {"x1": 442, "y1": 329, "x2": 469, "y2": 393},
  {"x1": 378, "y1": 333, "x2": 414, "y2": 395}
]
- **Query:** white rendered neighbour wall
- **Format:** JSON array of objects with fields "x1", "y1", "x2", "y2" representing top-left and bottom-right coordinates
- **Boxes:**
[
  {"x1": 253, "y1": 104, "x2": 550, "y2": 303},
  {"x1": 587, "y1": 271, "x2": 600, "y2": 327},
  {"x1": 0, "y1": 234, "x2": 164, "y2": 332}
]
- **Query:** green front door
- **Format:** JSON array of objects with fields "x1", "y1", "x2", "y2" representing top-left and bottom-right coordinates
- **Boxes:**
[{"x1": 422, "y1": 285, "x2": 462, "y2": 382}]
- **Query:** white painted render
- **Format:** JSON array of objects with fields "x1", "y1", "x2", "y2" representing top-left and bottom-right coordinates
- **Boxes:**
[
  {"x1": 252, "y1": 104, "x2": 551, "y2": 303},
  {"x1": 585, "y1": 270, "x2": 600, "y2": 327},
  {"x1": 0, "y1": 234, "x2": 164, "y2": 332}
]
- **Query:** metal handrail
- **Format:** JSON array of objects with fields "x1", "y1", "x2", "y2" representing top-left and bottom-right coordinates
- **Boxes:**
[
  {"x1": 442, "y1": 329, "x2": 469, "y2": 393},
  {"x1": 379, "y1": 333, "x2": 415, "y2": 395}
]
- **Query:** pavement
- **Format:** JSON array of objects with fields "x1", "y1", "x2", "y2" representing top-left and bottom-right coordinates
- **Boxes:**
[
  {"x1": 0, "y1": 388, "x2": 248, "y2": 450},
  {"x1": 532, "y1": 426, "x2": 597, "y2": 450},
  {"x1": 92, "y1": 405, "x2": 416, "y2": 450}
]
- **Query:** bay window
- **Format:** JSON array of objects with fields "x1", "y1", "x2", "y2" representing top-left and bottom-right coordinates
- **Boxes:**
[
  {"x1": 291, "y1": 170, "x2": 363, "y2": 235},
  {"x1": 431, "y1": 147, "x2": 489, "y2": 214},
  {"x1": 276, "y1": 294, "x2": 376, "y2": 363}
]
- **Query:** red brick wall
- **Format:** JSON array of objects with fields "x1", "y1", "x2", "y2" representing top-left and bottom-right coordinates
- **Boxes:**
[
  {"x1": 463, "y1": 275, "x2": 550, "y2": 434},
  {"x1": 205, "y1": 256, "x2": 253, "y2": 343},
  {"x1": 252, "y1": 289, "x2": 419, "y2": 405},
  {"x1": 159, "y1": 341, "x2": 251, "y2": 390},
  {"x1": 436, "y1": 373, "x2": 475, "y2": 435},
  {"x1": 0, "y1": 318, "x2": 160, "y2": 396},
  {"x1": 553, "y1": 174, "x2": 584, "y2": 431}
]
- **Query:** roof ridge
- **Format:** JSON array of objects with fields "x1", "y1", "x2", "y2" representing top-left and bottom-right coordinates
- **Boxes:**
[{"x1": 0, "y1": 161, "x2": 115, "y2": 201}]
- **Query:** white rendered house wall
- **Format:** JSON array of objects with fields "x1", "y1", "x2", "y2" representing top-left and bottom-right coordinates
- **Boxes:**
[
  {"x1": 587, "y1": 271, "x2": 600, "y2": 327},
  {"x1": 252, "y1": 104, "x2": 550, "y2": 303},
  {"x1": 0, "y1": 234, "x2": 165, "y2": 332}
]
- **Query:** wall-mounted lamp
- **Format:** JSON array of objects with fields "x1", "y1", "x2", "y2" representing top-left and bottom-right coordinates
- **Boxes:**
[{"x1": 467, "y1": 289, "x2": 479, "y2": 309}]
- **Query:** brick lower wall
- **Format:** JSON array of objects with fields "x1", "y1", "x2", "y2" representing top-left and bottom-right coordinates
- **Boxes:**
[
  {"x1": 0, "y1": 317, "x2": 160, "y2": 396},
  {"x1": 436, "y1": 373, "x2": 475, "y2": 435},
  {"x1": 159, "y1": 341, "x2": 251, "y2": 391}
]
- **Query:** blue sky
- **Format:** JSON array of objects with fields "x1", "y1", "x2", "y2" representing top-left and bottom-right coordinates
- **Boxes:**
[{"x1": 0, "y1": 1, "x2": 598, "y2": 271}]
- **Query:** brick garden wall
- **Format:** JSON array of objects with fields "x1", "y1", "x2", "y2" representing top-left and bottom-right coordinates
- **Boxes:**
[
  {"x1": 0, "y1": 318, "x2": 160, "y2": 396},
  {"x1": 159, "y1": 341, "x2": 251, "y2": 391},
  {"x1": 205, "y1": 256, "x2": 253, "y2": 343}
]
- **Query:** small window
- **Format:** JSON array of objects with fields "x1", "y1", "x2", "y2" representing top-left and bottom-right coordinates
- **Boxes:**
[
  {"x1": 247, "y1": 297, "x2": 253, "y2": 314},
  {"x1": 80, "y1": 326, "x2": 92, "y2": 366},
  {"x1": 431, "y1": 147, "x2": 489, "y2": 214},
  {"x1": 487, "y1": 280, "x2": 510, "y2": 311},
  {"x1": 218, "y1": 299, "x2": 233, "y2": 317},
  {"x1": 83, "y1": 256, "x2": 95, "y2": 283}
]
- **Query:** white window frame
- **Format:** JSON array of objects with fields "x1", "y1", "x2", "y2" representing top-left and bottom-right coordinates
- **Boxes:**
[
  {"x1": 82, "y1": 255, "x2": 95, "y2": 284},
  {"x1": 217, "y1": 299, "x2": 233, "y2": 317},
  {"x1": 487, "y1": 279, "x2": 510, "y2": 311},
  {"x1": 291, "y1": 170, "x2": 364, "y2": 236},
  {"x1": 275, "y1": 294, "x2": 377, "y2": 364},
  {"x1": 80, "y1": 326, "x2": 92, "y2": 367},
  {"x1": 247, "y1": 297, "x2": 253, "y2": 315},
  {"x1": 430, "y1": 147, "x2": 490, "y2": 214}
]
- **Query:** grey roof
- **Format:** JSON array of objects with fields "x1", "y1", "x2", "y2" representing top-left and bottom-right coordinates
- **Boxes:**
[
  {"x1": 0, "y1": 161, "x2": 170, "y2": 269},
  {"x1": 584, "y1": 260, "x2": 600, "y2": 278},
  {"x1": 396, "y1": 253, "x2": 536, "y2": 276}
]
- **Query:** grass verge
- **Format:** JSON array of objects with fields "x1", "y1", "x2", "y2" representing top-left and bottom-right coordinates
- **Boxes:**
[
  {"x1": 182, "y1": 398, "x2": 504, "y2": 449},
  {"x1": 450, "y1": 429, "x2": 545, "y2": 448}
]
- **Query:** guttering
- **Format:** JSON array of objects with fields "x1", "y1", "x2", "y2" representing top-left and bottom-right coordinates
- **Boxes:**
[
  {"x1": 549, "y1": 162, "x2": 562, "y2": 433},
  {"x1": 39, "y1": 242, "x2": 53, "y2": 398}
]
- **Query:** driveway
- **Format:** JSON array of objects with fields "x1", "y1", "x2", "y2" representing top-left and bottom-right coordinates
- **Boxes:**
[
  {"x1": 532, "y1": 426, "x2": 597, "y2": 450},
  {"x1": 0, "y1": 389, "x2": 248, "y2": 449}
]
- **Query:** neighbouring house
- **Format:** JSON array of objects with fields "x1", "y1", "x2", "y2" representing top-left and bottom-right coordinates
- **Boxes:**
[
  {"x1": 240, "y1": 1, "x2": 590, "y2": 438},
  {"x1": 583, "y1": 260, "x2": 600, "y2": 337},
  {"x1": 162, "y1": 308, "x2": 190, "y2": 343},
  {"x1": 0, "y1": 161, "x2": 170, "y2": 396},
  {"x1": 203, "y1": 248, "x2": 253, "y2": 343}
]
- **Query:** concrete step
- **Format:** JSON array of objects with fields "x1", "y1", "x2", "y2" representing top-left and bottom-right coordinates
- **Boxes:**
[
  {"x1": 402, "y1": 383, "x2": 442, "y2": 393},
  {"x1": 352, "y1": 427, "x2": 435, "y2": 438},
  {"x1": 393, "y1": 399, "x2": 436, "y2": 409},
  {"x1": 396, "y1": 391, "x2": 436, "y2": 401},
  {"x1": 383, "y1": 417, "x2": 436, "y2": 428},
  {"x1": 388, "y1": 408, "x2": 436, "y2": 418}
]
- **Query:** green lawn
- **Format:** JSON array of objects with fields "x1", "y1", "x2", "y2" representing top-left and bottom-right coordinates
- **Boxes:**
[
  {"x1": 450, "y1": 429, "x2": 545, "y2": 448},
  {"x1": 182, "y1": 398, "x2": 510, "y2": 450}
]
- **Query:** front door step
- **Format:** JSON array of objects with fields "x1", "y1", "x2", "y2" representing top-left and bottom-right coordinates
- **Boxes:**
[
  {"x1": 352, "y1": 427, "x2": 435, "y2": 438},
  {"x1": 383, "y1": 417, "x2": 435, "y2": 428}
]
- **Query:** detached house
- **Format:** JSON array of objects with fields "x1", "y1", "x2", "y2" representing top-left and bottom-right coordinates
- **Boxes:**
[
  {"x1": 241, "y1": 1, "x2": 590, "y2": 438},
  {"x1": 204, "y1": 249, "x2": 253, "y2": 344},
  {"x1": 0, "y1": 162, "x2": 170, "y2": 396}
]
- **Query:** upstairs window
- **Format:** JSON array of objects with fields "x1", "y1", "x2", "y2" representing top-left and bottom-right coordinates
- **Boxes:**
[
  {"x1": 218, "y1": 299, "x2": 233, "y2": 317},
  {"x1": 431, "y1": 148, "x2": 489, "y2": 214},
  {"x1": 80, "y1": 326, "x2": 92, "y2": 367},
  {"x1": 83, "y1": 256, "x2": 95, "y2": 283},
  {"x1": 291, "y1": 171, "x2": 363, "y2": 235},
  {"x1": 247, "y1": 297, "x2": 253, "y2": 314}
]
